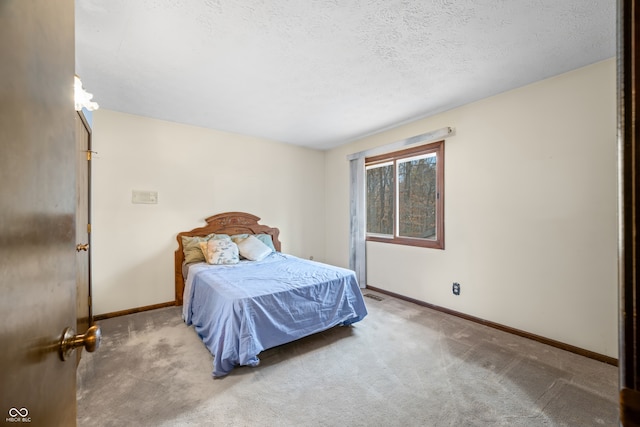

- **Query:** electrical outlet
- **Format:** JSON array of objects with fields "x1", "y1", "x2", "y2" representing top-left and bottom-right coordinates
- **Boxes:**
[{"x1": 452, "y1": 282, "x2": 461, "y2": 295}]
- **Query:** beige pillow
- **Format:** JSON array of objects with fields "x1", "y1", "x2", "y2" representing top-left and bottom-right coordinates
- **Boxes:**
[
  {"x1": 182, "y1": 235, "x2": 208, "y2": 264},
  {"x1": 236, "y1": 235, "x2": 273, "y2": 261},
  {"x1": 199, "y1": 238, "x2": 239, "y2": 265}
]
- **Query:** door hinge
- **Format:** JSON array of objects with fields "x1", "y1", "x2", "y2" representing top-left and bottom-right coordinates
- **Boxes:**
[
  {"x1": 88, "y1": 296, "x2": 92, "y2": 307},
  {"x1": 86, "y1": 150, "x2": 97, "y2": 160},
  {"x1": 87, "y1": 223, "x2": 91, "y2": 233}
]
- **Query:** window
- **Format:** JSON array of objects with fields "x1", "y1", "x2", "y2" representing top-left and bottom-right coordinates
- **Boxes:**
[{"x1": 365, "y1": 140, "x2": 444, "y2": 249}]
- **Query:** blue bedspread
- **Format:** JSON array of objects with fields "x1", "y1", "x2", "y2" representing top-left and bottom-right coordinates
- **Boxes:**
[{"x1": 183, "y1": 253, "x2": 367, "y2": 377}]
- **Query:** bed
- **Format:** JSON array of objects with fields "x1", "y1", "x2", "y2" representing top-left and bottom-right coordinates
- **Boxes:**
[{"x1": 175, "y1": 212, "x2": 368, "y2": 377}]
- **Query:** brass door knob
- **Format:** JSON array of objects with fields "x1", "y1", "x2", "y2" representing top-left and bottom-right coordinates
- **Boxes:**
[
  {"x1": 59, "y1": 324, "x2": 101, "y2": 361},
  {"x1": 76, "y1": 243, "x2": 89, "y2": 252}
]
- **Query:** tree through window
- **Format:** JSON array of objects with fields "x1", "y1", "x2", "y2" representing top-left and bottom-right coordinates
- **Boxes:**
[{"x1": 365, "y1": 141, "x2": 444, "y2": 249}]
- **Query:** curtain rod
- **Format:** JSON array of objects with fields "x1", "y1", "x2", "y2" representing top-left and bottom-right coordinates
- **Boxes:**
[{"x1": 346, "y1": 126, "x2": 454, "y2": 161}]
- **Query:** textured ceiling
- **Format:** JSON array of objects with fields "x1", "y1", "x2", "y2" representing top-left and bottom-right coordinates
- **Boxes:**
[{"x1": 75, "y1": 0, "x2": 615, "y2": 150}]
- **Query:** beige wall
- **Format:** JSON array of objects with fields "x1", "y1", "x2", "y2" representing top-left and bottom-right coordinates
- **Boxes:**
[
  {"x1": 91, "y1": 110, "x2": 326, "y2": 315},
  {"x1": 325, "y1": 59, "x2": 618, "y2": 357}
]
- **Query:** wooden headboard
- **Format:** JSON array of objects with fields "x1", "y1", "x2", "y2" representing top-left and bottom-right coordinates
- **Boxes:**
[{"x1": 174, "y1": 212, "x2": 281, "y2": 305}]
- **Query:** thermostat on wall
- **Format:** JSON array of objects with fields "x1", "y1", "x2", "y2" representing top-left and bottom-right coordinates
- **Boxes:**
[{"x1": 132, "y1": 190, "x2": 158, "y2": 204}]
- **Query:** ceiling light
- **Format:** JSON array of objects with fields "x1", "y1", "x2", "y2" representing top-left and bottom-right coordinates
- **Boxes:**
[{"x1": 74, "y1": 75, "x2": 99, "y2": 111}]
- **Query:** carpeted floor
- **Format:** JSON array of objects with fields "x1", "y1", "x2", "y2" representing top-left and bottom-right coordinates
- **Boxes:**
[{"x1": 77, "y1": 291, "x2": 618, "y2": 426}]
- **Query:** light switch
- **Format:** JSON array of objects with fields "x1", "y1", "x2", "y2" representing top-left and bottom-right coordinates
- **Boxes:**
[{"x1": 132, "y1": 190, "x2": 158, "y2": 204}]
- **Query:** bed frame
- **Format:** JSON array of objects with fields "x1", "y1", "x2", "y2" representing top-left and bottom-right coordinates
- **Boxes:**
[{"x1": 174, "y1": 212, "x2": 281, "y2": 305}]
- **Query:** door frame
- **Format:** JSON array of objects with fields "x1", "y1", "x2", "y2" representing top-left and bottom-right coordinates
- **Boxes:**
[
  {"x1": 77, "y1": 109, "x2": 94, "y2": 328},
  {"x1": 618, "y1": 0, "x2": 640, "y2": 424}
]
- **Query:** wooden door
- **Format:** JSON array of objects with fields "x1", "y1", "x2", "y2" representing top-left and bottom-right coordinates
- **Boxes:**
[
  {"x1": 0, "y1": 1, "x2": 78, "y2": 425},
  {"x1": 76, "y1": 112, "x2": 92, "y2": 342}
]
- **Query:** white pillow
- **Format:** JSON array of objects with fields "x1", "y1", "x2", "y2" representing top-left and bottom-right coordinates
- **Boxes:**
[
  {"x1": 236, "y1": 235, "x2": 273, "y2": 261},
  {"x1": 199, "y1": 238, "x2": 239, "y2": 265}
]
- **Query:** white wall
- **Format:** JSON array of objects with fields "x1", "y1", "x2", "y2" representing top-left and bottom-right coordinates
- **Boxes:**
[
  {"x1": 91, "y1": 110, "x2": 326, "y2": 315},
  {"x1": 324, "y1": 59, "x2": 618, "y2": 358}
]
